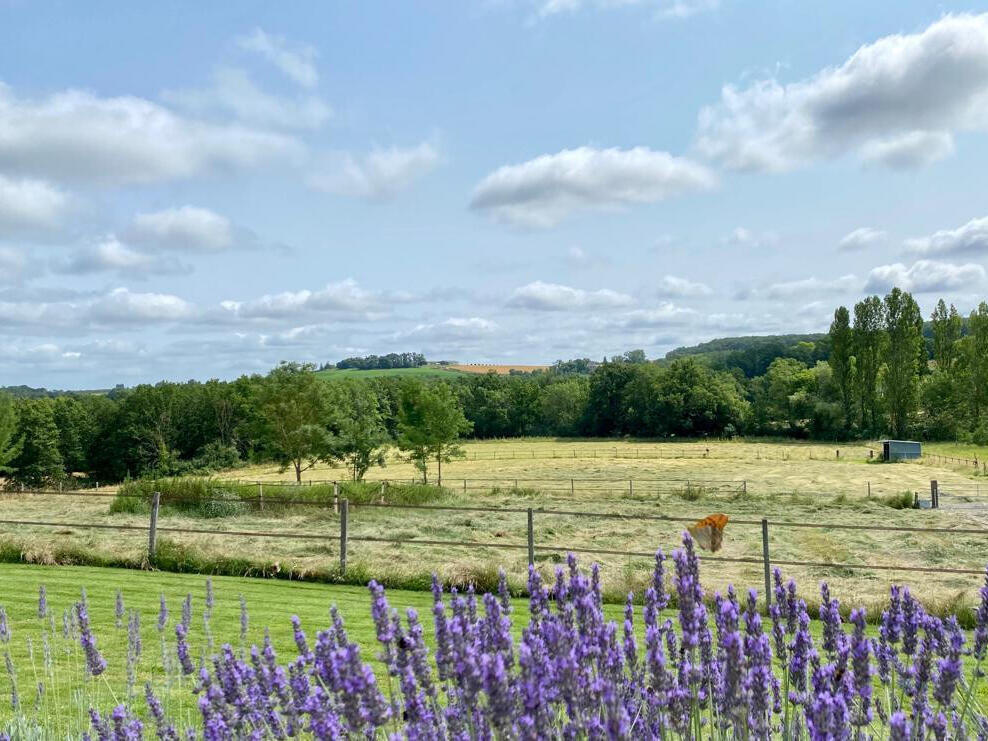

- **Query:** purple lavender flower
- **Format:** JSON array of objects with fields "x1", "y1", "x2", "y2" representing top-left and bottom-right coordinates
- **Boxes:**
[
  {"x1": 849, "y1": 607, "x2": 873, "y2": 728},
  {"x1": 890, "y1": 710, "x2": 912, "y2": 740},
  {"x1": 181, "y1": 594, "x2": 192, "y2": 631},
  {"x1": 175, "y1": 623, "x2": 195, "y2": 675},
  {"x1": 75, "y1": 600, "x2": 107, "y2": 676},
  {"x1": 976, "y1": 566, "x2": 988, "y2": 661},
  {"x1": 37, "y1": 585, "x2": 47, "y2": 620},
  {"x1": 157, "y1": 594, "x2": 168, "y2": 633},
  {"x1": 204, "y1": 578, "x2": 214, "y2": 619},
  {"x1": 115, "y1": 590, "x2": 124, "y2": 630},
  {"x1": 145, "y1": 682, "x2": 179, "y2": 740},
  {"x1": 239, "y1": 594, "x2": 249, "y2": 644}
]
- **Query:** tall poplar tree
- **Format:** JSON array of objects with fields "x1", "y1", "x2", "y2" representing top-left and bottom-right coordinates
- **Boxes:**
[
  {"x1": 828, "y1": 306, "x2": 854, "y2": 426},
  {"x1": 882, "y1": 288, "x2": 923, "y2": 438},
  {"x1": 852, "y1": 296, "x2": 885, "y2": 434}
]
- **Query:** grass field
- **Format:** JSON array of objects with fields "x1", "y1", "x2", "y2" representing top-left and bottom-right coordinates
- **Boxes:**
[
  {"x1": 3, "y1": 439, "x2": 988, "y2": 619},
  {"x1": 314, "y1": 366, "x2": 466, "y2": 380}
]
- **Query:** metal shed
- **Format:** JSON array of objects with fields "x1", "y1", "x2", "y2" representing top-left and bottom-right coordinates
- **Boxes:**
[{"x1": 882, "y1": 440, "x2": 922, "y2": 462}]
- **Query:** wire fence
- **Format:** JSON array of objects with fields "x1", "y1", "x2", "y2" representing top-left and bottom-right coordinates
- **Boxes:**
[
  {"x1": 924, "y1": 453, "x2": 987, "y2": 474},
  {"x1": 1, "y1": 488, "x2": 986, "y2": 606}
]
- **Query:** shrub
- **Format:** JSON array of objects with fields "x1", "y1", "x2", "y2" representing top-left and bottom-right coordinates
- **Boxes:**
[{"x1": 881, "y1": 490, "x2": 918, "y2": 509}]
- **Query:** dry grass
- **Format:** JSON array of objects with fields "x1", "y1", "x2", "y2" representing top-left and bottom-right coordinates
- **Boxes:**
[
  {"x1": 3, "y1": 438, "x2": 988, "y2": 619},
  {"x1": 446, "y1": 364, "x2": 550, "y2": 374}
]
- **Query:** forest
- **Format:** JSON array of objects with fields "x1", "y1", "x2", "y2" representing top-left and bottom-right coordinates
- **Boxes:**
[{"x1": 1, "y1": 288, "x2": 986, "y2": 487}]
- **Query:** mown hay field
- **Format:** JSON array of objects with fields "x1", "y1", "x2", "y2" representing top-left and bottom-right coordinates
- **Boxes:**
[{"x1": 2, "y1": 440, "x2": 987, "y2": 618}]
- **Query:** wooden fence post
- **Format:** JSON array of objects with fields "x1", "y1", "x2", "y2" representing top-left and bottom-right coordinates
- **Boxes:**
[
  {"x1": 527, "y1": 508, "x2": 535, "y2": 566},
  {"x1": 333, "y1": 481, "x2": 339, "y2": 514},
  {"x1": 629, "y1": 480, "x2": 633, "y2": 497},
  {"x1": 931, "y1": 480, "x2": 938, "y2": 509},
  {"x1": 761, "y1": 518, "x2": 771, "y2": 609},
  {"x1": 380, "y1": 481, "x2": 386, "y2": 503},
  {"x1": 258, "y1": 482, "x2": 263, "y2": 512},
  {"x1": 571, "y1": 479, "x2": 575, "y2": 495},
  {"x1": 148, "y1": 491, "x2": 161, "y2": 562},
  {"x1": 340, "y1": 499, "x2": 348, "y2": 575}
]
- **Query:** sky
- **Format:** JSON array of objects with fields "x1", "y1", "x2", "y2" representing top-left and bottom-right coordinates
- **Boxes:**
[{"x1": 2, "y1": 1, "x2": 988, "y2": 389}]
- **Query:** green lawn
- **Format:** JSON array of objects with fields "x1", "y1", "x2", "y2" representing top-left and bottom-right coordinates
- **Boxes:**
[{"x1": 2, "y1": 562, "x2": 987, "y2": 735}]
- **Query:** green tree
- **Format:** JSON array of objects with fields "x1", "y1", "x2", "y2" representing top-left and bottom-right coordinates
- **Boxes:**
[
  {"x1": 10, "y1": 399, "x2": 65, "y2": 488},
  {"x1": 255, "y1": 363, "x2": 337, "y2": 483},
  {"x1": 931, "y1": 299, "x2": 962, "y2": 374},
  {"x1": 538, "y1": 378, "x2": 589, "y2": 436},
  {"x1": 964, "y1": 302, "x2": 988, "y2": 428},
  {"x1": 882, "y1": 288, "x2": 924, "y2": 438},
  {"x1": 655, "y1": 358, "x2": 748, "y2": 437},
  {"x1": 396, "y1": 382, "x2": 473, "y2": 485},
  {"x1": 852, "y1": 296, "x2": 886, "y2": 434},
  {"x1": 828, "y1": 306, "x2": 854, "y2": 426},
  {"x1": 0, "y1": 392, "x2": 21, "y2": 475},
  {"x1": 332, "y1": 382, "x2": 390, "y2": 480}
]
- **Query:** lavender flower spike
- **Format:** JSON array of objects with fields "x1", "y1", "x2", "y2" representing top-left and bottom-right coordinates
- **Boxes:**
[
  {"x1": 75, "y1": 601, "x2": 107, "y2": 676},
  {"x1": 115, "y1": 590, "x2": 125, "y2": 630}
]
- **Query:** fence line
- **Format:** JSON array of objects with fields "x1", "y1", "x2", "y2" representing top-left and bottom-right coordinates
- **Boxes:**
[
  {"x1": 924, "y1": 453, "x2": 987, "y2": 474},
  {"x1": 2, "y1": 491, "x2": 987, "y2": 603}
]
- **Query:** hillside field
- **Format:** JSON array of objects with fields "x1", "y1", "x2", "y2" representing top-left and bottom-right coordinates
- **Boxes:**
[{"x1": 2, "y1": 439, "x2": 987, "y2": 617}]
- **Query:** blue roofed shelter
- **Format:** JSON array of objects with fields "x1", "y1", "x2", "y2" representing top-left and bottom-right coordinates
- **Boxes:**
[{"x1": 882, "y1": 440, "x2": 922, "y2": 462}]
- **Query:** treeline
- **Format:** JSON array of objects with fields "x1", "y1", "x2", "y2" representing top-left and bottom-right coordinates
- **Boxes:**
[
  {"x1": 2, "y1": 288, "x2": 986, "y2": 488},
  {"x1": 327, "y1": 352, "x2": 427, "y2": 371}
]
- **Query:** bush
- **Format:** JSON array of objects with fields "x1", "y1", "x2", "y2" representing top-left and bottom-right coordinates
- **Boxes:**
[
  {"x1": 109, "y1": 477, "x2": 445, "y2": 518},
  {"x1": 881, "y1": 490, "x2": 918, "y2": 509}
]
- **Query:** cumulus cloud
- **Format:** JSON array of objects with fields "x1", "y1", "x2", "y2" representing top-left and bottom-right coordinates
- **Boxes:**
[
  {"x1": 0, "y1": 175, "x2": 71, "y2": 235},
  {"x1": 752, "y1": 274, "x2": 860, "y2": 300},
  {"x1": 471, "y1": 146, "x2": 716, "y2": 228},
  {"x1": 655, "y1": 275, "x2": 712, "y2": 297},
  {"x1": 162, "y1": 67, "x2": 331, "y2": 130},
  {"x1": 600, "y1": 304, "x2": 698, "y2": 329},
  {"x1": 52, "y1": 237, "x2": 190, "y2": 277},
  {"x1": 308, "y1": 141, "x2": 441, "y2": 199},
  {"x1": 905, "y1": 215, "x2": 988, "y2": 256},
  {"x1": 400, "y1": 317, "x2": 499, "y2": 341},
  {"x1": 88, "y1": 288, "x2": 197, "y2": 323},
  {"x1": 865, "y1": 260, "x2": 986, "y2": 293},
  {"x1": 0, "y1": 247, "x2": 32, "y2": 284},
  {"x1": 126, "y1": 206, "x2": 234, "y2": 251},
  {"x1": 0, "y1": 81, "x2": 300, "y2": 185},
  {"x1": 696, "y1": 13, "x2": 988, "y2": 171},
  {"x1": 722, "y1": 227, "x2": 777, "y2": 247},
  {"x1": 221, "y1": 279, "x2": 385, "y2": 320},
  {"x1": 0, "y1": 288, "x2": 196, "y2": 330},
  {"x1": 858, "y1": 130, "x2": 955, "y2": 168},
  {"x1": 236, "y1": 29, "x2": 319, "y2": 88},
  {"x1": 506, "y1": 281, "x2": 634, "y2": 311},
  {"x1": 839, "y1": 227, "x2": 887, "y2": 250}
]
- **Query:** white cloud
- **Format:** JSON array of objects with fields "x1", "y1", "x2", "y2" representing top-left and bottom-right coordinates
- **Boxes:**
[
  {"x1": 858, "y1": 130, "x2": 955, "y2": 168},
  {"x1": 839, "y1": 227, "x2": 887, "y2": 250},
  {"x1": 222, "y1": 279, "x2": 383, "y2": 320},
  {"x1": 905, "y1": 215, "x2": 988, "y2": 256},
  {"x1": 88, "y1": 288, "x2": 197, "y2": 323},
  {"x1": 308, "y1": 141, "x2": 441, "y2": 199},
  {"x1": 53, "y1": 237, "x2": 189, "y2": 277},
  {"x1": 162, "y1": 67, "x2": 331, "y2": 130},
  {"x1": 400, "y1": 317, "x2": 499, "y2": 341},
  {"x1": 471, "y1": 146, "x2": 716, "y2": 227},
  {"x1": 655, "y1": 275, "x2": 712, "y2": 297},
  {"x1": 534, "y1": 0, "x2": 717, "y2": 20},
  {"x1": 507, "y1": 280, "x2": 634, "y2": 310},
  {"x1": 722, "y1": 226, "x2": 777, "y2": 247},
  {"x1": 755, "y1": 274, "x2": 860, "y2": 300},
  {"x1": 865, "y1": 260, "x2": 986, "y2": 293},
  {"x1": 697, "y1": 13, "x2": 988, "y2": 171},
  {"x1": 0, "y1": 288, "x2": 196, "y2": 330},
  {"x1": 236, "y1": 29, "x2": 319, "y2": 88},
  {"x1": 127, "y1": 206, "x2": 234, "y2": 251},
  {"x1": 0, "y1": 81, "x2": 301, "y2": 185},
  {"x1": 0, "y1": 175, "x2": 71, "y2": 235},
  {"x1": 601, "y1": 304, "x2": 698, "y2": 329}
]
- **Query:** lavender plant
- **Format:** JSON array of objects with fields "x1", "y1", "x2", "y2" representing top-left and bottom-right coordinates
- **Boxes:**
[{"x1": 4, "y1": 531, "x2": 988, "y2": 739}]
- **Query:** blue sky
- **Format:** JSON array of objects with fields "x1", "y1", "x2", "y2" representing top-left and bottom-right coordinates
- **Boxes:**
[{"x1": 2, "y1": 1, "x2": 988, "y2": 388}]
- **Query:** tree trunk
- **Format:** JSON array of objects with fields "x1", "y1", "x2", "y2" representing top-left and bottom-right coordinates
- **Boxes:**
[
  {"x1": 437, "y1": 453, "x2": 442, "y2": 488},
  {"x1": 295, "y1": 460, "x2": 302, "y2": 484}
]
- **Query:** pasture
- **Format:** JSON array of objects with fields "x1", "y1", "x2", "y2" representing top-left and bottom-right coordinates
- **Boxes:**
[{"x1": 2, "y1": 439, "x2": 987, "y2": 617}]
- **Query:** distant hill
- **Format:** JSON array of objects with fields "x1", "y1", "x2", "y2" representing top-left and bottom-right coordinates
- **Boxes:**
[{"x1": 663, "y1": 333, "x2": 830, "y2": 378}]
